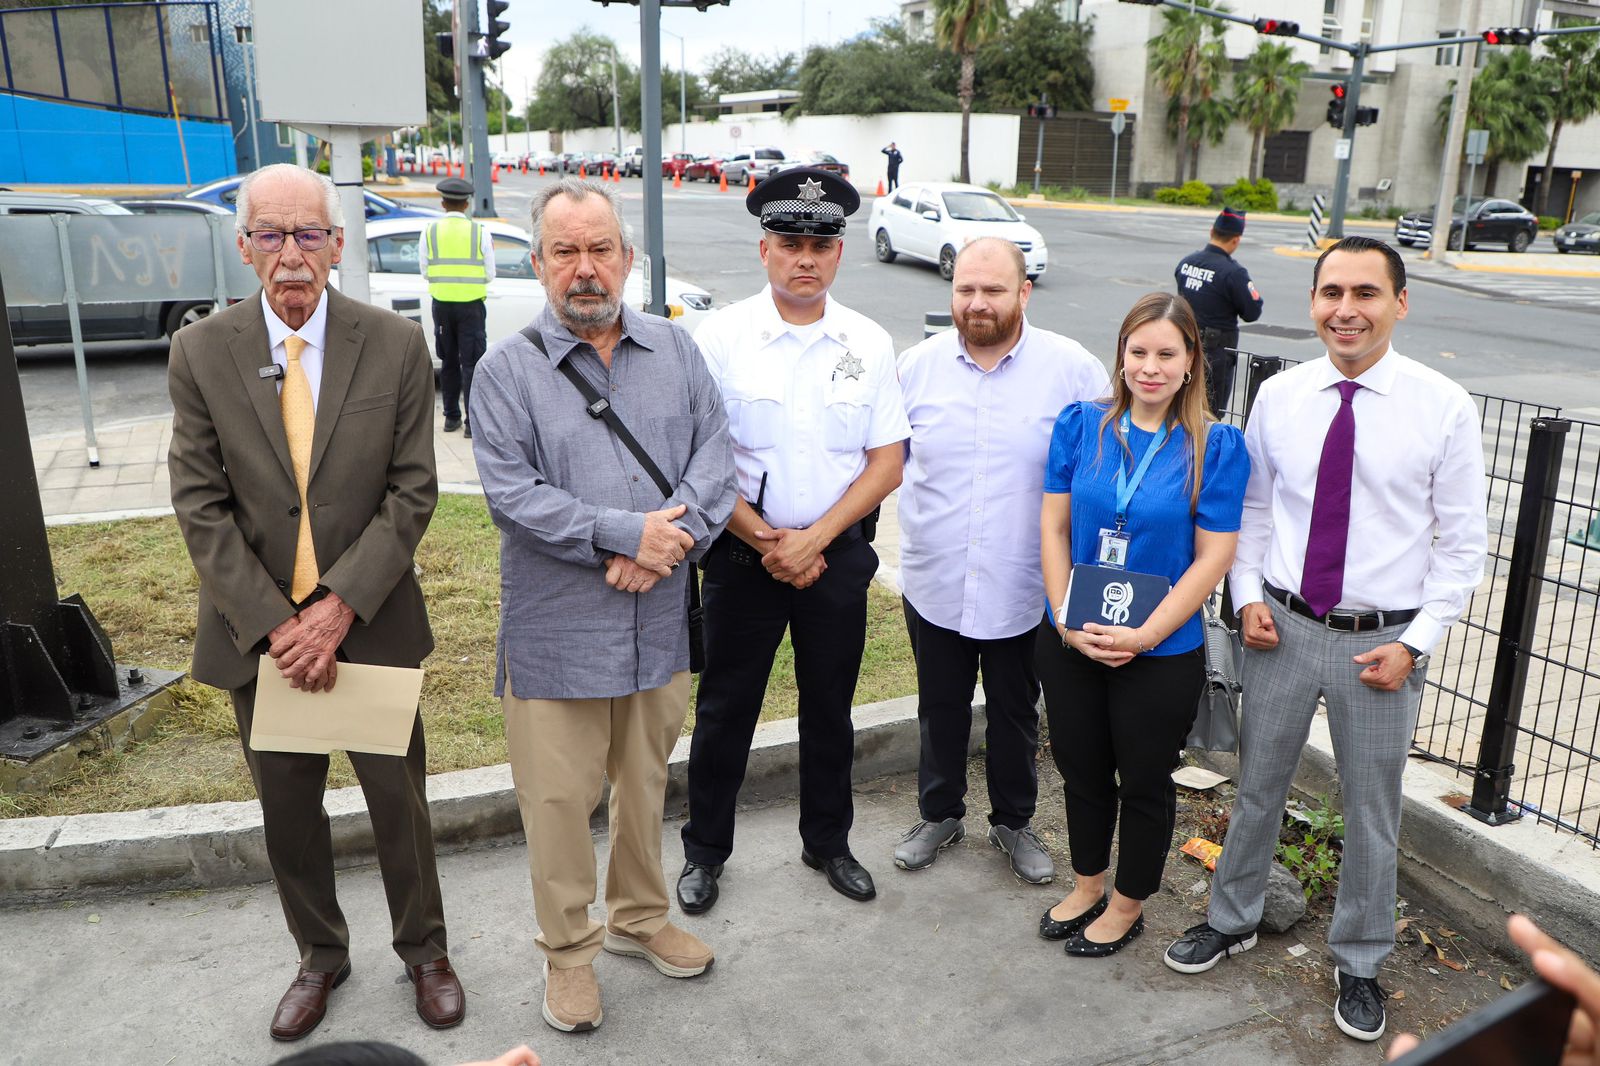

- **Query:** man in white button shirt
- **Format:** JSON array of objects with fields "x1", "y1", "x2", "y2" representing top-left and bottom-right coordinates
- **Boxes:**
[
  {"x1": 1163, "y1": 236, "x2": 1488, "y2": 1045},
  {"x1": 678, "y1": 168, "x2": 911, "y2": 912},
  {"x1": 893, "y1": 237, "x2": 1108, "y2": 884}
]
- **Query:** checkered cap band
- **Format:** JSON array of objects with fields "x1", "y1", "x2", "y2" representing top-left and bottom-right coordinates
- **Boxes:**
[{"x1": 761, "y1": 200, "x2": 846, "y2": 220}]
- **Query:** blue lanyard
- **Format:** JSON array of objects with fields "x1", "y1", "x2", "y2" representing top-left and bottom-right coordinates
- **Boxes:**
[{"x1": 1114, "y1": 411, "x2": 1167, "y2": 529}]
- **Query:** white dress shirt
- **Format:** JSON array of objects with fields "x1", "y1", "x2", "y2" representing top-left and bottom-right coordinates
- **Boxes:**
[
  {"x1": 1228, "y1": 348, "x2": 1488, "y2": 652},
  {"x1": 897, "y1": 319, "x2": 1109, "y2": 639},
  {"x1": 261, "y1": 289, "x2": 330, "y2": 412},
  {"x1": 695, "y1": 286, "x2": 911, "y2": 531},
  {"x1": 416, "y1": 210, "x2": 497, "y2": 282}
]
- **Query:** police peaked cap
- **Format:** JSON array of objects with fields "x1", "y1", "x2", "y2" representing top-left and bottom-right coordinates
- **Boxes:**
[
  {"x1": 436, "y1": 177, "x2": 474, "y2": 200},
  {"x1": 747, "y1": 167, "x2": 860, "y2": 236}
]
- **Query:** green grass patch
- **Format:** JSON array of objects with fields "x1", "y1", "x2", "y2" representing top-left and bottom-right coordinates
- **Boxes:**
[{"x1": 5, "y1": 496, "x2": 916, "y2": 818}]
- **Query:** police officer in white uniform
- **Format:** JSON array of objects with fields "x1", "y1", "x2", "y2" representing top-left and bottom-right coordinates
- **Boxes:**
[{"x1": 678, "y1": 168, "x2": 911, "y2": 913}]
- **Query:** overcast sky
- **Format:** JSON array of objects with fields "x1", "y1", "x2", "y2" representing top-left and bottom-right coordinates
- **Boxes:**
[{"x1": 490, "y1": 1, "x2": 909, "y2": 105}]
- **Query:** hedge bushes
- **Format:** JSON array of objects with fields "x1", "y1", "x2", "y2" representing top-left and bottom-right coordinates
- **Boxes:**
[
  {"x1": 1154, "y1": 180, "x2": 1214, "y2": 206},
  {"x1": 1221, "y1": 177, "x2": 1279, "y2": 212}
]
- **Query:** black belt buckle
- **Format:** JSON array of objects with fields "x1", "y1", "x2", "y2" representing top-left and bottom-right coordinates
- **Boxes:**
[{"x1": 1323, "y1": 611, "x2": 1373, "y2": 633}]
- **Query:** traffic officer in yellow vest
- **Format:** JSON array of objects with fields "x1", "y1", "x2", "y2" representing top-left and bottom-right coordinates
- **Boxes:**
[{"x1": 421, "y1": 177, "x2": 494, "y2": 438}]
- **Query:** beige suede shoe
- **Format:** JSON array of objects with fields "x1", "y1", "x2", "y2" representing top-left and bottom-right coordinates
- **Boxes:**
[
  {"x1": 602, "y1": 921, "x2": 715, "y2": 978},
  {"x1": 541, "y1": 961, "x2": 602, "y2": 1032}
]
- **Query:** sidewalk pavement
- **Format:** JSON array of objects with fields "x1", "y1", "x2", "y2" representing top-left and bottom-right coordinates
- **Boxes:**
[{"x1": 5, "y1": 769, "x2": 1388, "y2": 1066}]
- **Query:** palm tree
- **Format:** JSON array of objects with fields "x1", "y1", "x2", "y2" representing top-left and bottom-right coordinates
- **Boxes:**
[
  {"x1": 934, "y1": 0, "x2": 1010, "y2": 184},
  {"x1": 1436, "y1": 48, "x2": 1555, "y2": 196},
  {"x1": 1234, "y1": 41, "x2": 1310, "y2": 182},
  {"x1": 1167, "y1": 93, "x2": 1231, "y2": 179},
  {"x1": 1534, "y1": 27, "x2": 1600, "y2": 218},
  {"x1": 1147, "y1": 0, "x2": 1231, "y2": 185}
]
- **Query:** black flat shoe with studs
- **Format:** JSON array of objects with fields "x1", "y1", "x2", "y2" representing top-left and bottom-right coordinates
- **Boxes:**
[
  {"x1": 1039, "y1": 895, "x2": 1109, "y2": 941},
  {"x1": 1064, "y1": 915, "x2": 1145, "y2": 958}
]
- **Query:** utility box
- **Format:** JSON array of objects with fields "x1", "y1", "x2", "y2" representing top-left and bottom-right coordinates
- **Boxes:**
[{"x1": 252, "y1": 0, "x2": 426, "y2": 127}]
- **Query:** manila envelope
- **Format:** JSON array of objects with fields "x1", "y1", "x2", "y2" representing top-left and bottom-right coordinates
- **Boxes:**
[{"x1": 249, "y1": 657, "x2": 425, "y2": 756}]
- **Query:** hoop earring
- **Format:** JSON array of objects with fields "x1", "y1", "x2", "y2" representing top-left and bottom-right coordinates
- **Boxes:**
[{"x1": 1183, "y1": 371, "x2": 1193, "y2": 385}]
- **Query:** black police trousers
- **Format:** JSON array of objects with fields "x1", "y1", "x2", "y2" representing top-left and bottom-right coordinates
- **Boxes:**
[
  {"x1": 902, "y1": 596, "x2": 1040, "y2": 830},
  {"x1": 432, "y1": 298, "x2": 487, "y2": 423},
  {"x1": 1200, "y1": 327, "x2": 1239, "y2": 419},
  {"x1": 682, "y1": 530, "x2": 878, "y2": 865}
]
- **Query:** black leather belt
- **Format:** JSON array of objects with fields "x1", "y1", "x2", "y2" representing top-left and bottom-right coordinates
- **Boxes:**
[{"x1": 1263, "y1": 582, "x2": 1419, "y2": 632}]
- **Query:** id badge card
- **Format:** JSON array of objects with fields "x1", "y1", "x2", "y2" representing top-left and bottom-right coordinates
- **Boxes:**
[{"x1": 1097, "y1": 528, "x2": 1130, "y2": 570}]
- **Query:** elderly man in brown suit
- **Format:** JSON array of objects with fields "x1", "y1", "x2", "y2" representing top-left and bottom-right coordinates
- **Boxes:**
[{"x1": 167, "y1": 163, "x2": 464, "y2": 1042}]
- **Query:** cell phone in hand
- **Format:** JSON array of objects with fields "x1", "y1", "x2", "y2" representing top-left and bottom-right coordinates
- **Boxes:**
[{"x1": 1388, "y1": 976, "x2": 1574, "y2": 1066}]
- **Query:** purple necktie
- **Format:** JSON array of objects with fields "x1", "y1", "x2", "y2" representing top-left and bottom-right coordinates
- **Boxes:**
[{"x1": 1300, "y1": 380, "x2": 1362, "y2": 617}]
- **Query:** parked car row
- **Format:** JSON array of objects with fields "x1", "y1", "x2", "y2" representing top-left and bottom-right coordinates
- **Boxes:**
[{"x1": 1394, "y1": 196, "x2": 1538, "y2": 252}]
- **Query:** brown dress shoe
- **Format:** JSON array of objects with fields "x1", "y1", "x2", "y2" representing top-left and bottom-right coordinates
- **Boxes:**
[
  {"x1": 270, "y1": 960, "x2": 351, "y2": 1041},
  {"x1": 408, "y1": 956, "x2": 466, "y2": 1029}
]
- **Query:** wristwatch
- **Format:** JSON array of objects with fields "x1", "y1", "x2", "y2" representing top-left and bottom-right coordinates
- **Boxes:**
[{"x1": 1399, "y1": 642, "x2": 1430, "y2": 671}]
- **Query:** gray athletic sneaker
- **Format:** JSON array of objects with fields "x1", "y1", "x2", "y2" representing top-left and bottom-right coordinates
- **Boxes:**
[
  {"x1": 988, "y1": 823, "x2": 1055, "y2": 884},
  {"x1": 893, "y1": 817, "x2": 965, "y2": 870}
]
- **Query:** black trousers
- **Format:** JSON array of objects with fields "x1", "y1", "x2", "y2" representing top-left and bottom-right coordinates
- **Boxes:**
[
  {"x1": 682, "y1": 532, "x2": 877, "y2": 865},
  {"x1": 432, "y1": 298, "x2": 487, "y2": 422},
  {"x1": 886, "y1": 168, "x2": 900, "y2": 191},
  {"x1": 1035, "y1": 620, "x2": 1204, "y2": 900},
  {"x1": 902, "y1": 596, "x2": 1040, "y2": 829},
  {"x1": 1200, "y1": 327, "x2": 1239, "y2": 419},
  {"x1": 232, "y1": 677, "x2": 448, "y2": 972}
]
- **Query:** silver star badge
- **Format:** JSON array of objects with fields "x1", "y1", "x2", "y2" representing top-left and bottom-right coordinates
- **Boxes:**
[
  {"x1": 834, "y1": 350, "x2": 864, "y2": 381},
  {"x1": 797, "y1": 177, "x2": 825, "y2": 202}
]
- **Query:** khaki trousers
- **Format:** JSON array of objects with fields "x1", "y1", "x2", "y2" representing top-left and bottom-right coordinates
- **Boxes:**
[{"x1": 503, "y1": 672, "x2": 690, "y2": 968}]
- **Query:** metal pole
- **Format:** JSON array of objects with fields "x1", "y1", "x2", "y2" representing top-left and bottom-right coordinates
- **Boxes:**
[
  {"x1": 611, "y1": 47, "x2": 623, "y2": 156},
  {"x1": 167, "y1": 80, "x2": 192, "y2": 186},
  {"x1": 242, "y1": 41, "x2": 262, "y2": 170},
  {"x1": 1110, "y1": 130, "x2": 1119, "y2": 203},
  {"x1": 51, "y1": 215, "x2": 100, "y2": 468},
  {"x1": 1032, "y1": 114, "x2": 1045, "y2": 194},
  {"x1": 1431, "y1": 5, "x2": 1477, "y2": 265},
  {"x1": 525, "y1": 76, "x2": 532, "y2": 154},
  {"x1": 1327, "y1": 45, "x2": 1365, "y2": 239},
  {"x1": 329, "y1": 128, "x2": 372, "y2": 304},
  {"x1": 680, "y1": 32, "x2": 687, "y2": 156},
  {"x1": 459, "y1": 0, "x2": 495, "y2": 216},
  {"x1": 641, "y1": 0, "x2": 666, "y2": 314},
  {"x1": 1470, "y1": 417, "x2": 1572, "y2": 826}
]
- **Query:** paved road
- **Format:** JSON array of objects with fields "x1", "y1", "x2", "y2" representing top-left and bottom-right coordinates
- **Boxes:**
[{"x1": 14, "y1": 175, "x2": 1600, "y2": 439}]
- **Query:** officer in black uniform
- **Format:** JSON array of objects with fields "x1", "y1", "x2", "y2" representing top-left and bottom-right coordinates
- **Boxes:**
[{"x1": 1174, "y1": 208, "x2": 1263, "y2": 417}]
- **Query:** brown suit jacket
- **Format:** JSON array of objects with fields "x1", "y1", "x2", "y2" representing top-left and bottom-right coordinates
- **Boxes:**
[{"x1": 168, "y1": 287, "x2": 438, "y2": 691}]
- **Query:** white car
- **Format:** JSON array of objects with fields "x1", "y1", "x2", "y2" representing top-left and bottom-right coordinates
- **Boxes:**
[
  {"x1": 344, "y1": 218, "x2": 715, "y2": 367},
  {"x1": 867, "y1": 182, "x2": 1048, "y2": 282}
]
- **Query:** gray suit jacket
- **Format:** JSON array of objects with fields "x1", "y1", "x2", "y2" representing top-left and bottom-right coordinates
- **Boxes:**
[{"x1": 167, "y1": 287, "x2": 438, "y2": 691}]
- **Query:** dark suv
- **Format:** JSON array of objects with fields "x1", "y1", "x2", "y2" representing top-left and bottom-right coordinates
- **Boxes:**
[{"x1": 1394, "y1": 196, "x2": 1538, "y2": 252}]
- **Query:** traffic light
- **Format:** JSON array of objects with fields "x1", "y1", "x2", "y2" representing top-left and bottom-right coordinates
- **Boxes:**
[
  {"x1": 485, "y1": 0, "x2": 511, "y2": 59},
  {"x1": 1252, "y1": 17, "x2": 1300, "y2": 35},
  {"x1": 436, "y1": 31, "x2": 453, "y2": 59},
  {"x1": 1326, "y1": 83, "x2": 1347, "y2": 127},
  {"x1": 1355, "y1": 106, "x2": 1379, "y2": 126},
  {"x1": 1482, "y1": 26, "x2": 1536, "y2": 45}
]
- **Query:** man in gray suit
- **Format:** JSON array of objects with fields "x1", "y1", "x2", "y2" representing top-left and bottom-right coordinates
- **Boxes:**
[
  {"x1": 168, "y1": 163, "x2": 463, "y2": 1041},
  {"x1": 1162, "y1": 236, "x2": 1487, "y2": 1043}
]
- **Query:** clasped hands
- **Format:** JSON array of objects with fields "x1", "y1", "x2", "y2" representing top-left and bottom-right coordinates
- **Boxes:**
[
  {"x1": 606, "y1": 503, "x2": 694, "y2": 594},
  {"x1": 751, "y1": 525, "x2": 827, "y2": 589},
  {"x1": 1058, "y1": 621, "x2": 1149, "y2": 667},
  {"x1": 267, "y1": 591, "x2": 356, "y2": 693},
  {"x1": 1239, "y1": 602, "x2": 1415, "y2": 691}
]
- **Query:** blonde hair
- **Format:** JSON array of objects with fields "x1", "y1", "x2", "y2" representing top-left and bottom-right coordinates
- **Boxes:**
[{"x1": 1096, "y1": 292, "x2": 1215, "y2": 512}]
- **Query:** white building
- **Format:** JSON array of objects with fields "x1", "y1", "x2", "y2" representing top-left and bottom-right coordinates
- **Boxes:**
[{"x1": 902, "y1": 0, "x2": 1081, "y2": 38}]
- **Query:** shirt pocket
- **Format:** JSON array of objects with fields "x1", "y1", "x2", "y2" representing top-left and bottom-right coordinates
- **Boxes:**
[
  {"x1": 823, "y1": 379, "x2": 872, "y2": 453},
  {"x1": 724, "y1": 379, "x2": 785, "y2": 452}
]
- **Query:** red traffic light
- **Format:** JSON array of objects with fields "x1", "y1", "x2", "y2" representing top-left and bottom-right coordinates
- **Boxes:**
[
  {"x1": 1483, "y1": 26, "x2": 1536, "y2": 45},
  {"x1": 1330, "y1": 83, "x2": 1347, "y2": 99},
  {"x1": 1252, "y1": 17, "x2": 1300, "y2": 35}
]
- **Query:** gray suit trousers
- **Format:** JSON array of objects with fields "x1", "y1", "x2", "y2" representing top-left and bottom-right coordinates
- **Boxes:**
[{"x1": 1207, "y1": 596, "x2": 1425, "y2": 977}]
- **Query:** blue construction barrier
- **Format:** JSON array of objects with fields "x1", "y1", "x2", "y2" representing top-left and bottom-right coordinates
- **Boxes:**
[{"x1": 0, "y1": 92, "x2": 234, "y2": 186}]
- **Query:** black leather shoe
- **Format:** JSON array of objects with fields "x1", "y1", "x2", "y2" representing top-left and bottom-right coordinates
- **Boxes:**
[
  {"x1": 676, "y1": 860, "x2": 723, "y2": 915},
  {"x1": 801, "y1": 848, "x2": 876, "y2": 902},
  {"x1": 443, "y1": 416, "x2": 462, "y2": 433},
  {"x1": 1039, "y1": 895, "x2": 1109, "y2": 941},
  {"x1": 1064, "y1": 915, "x2": 1145, "y2": 958}
]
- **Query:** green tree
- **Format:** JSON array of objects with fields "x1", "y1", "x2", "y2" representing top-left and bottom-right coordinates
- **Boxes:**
[
  {"x1": 1147, "y1": 0, "x2": 1231, "y2": 185},
  {"x1": 422, "y1": 0, "x2": 457, "y2": 116},
  {"x1": 1533, "y1": 23, "x2": 1600, "y2": 217},
  {"x1": 1167, "y1": 93, "x2": 1231, "y2": 181},
  {"x1": 1233, "y1": 40, "x2": 1309, "y2": 181},
  {"x1": 529, "y1": 30, "x2": 629, "y2": 133},
  {"x1": 934, "y1": 0, "x2": 1011, "y2": 184},
  {"x1": 973, "y1": 6, "x2": 1094, "y2": 112},
  {"x1": 619, "y1": 67, "x2": 708, "y2": 130},
  {"x1": 795, "y1": 21, "x2": 958, "y2": 116},
  {"x1": 1436, "y1": 48, "x2": 1555, "y2": 197},
  {"x1": 703, "y1": 47, "x2": 799, "y2": 97}
]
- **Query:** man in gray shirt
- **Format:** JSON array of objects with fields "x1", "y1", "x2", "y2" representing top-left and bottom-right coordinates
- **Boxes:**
[{"x1": 470, "y1": 178, "x2": 736, "y2": 1035}]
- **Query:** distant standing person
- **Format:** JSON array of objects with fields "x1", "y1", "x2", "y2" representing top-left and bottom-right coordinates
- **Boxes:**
[
  {"x1": 421, "y1": 176, "x2": 494, "y2": 439},
  {"x1": 1174, "y1": 208, "x2": 1262, "y2": 418},
  {"x1": 881, "y1": 142, "x2": 904, "y2": 192}
]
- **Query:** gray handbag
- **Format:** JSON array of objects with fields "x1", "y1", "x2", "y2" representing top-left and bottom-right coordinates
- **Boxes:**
[{"x1": 1187, "y1": 598, "x2": 1243, "y2": 752}]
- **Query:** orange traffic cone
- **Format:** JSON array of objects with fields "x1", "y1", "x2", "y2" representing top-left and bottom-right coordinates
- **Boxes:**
[
  {"x1": 491, "y1": 164, "x2": 500, "y2": 183},
  {"x1": 876, "y1": 179, "x2": 885, "y2": 196},
  {"x1": 458, "y1": 162, "x2": 465, "y2": 178},
  {"x1": 613, "y1": 167, "x2": 622, "y2": 183},
  {"x1": 747, "y1": 172, "x2": 756, "y2": 192},
  {"x1": 580, "y1": 163, "x2": 587, "y2": 179},
  {"x1": 538, "y1": 162, "x2": 545, "y2": 176},
  {"x1": 673, "y1": 170, "x2": 681, "y2": 189},
  {"x1": 718, "y1": 170, "x2": 728, "y2": 192}
]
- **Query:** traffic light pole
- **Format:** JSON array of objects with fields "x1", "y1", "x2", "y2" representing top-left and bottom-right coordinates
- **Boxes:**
[
  {"x1": 640, "y1": 0, "x2": 666, "y2": 315},
  {"x1": 1326, "y1": 46, "x2": 1365, "y2": 240},
  {"x1": 456, "y1": 0, "x2": 496, "y2": 218}
]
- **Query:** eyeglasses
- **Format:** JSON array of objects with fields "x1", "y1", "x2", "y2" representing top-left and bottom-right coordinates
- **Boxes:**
[{"x1": 245, "y1": 228, "x2": 334, "y2": 253}]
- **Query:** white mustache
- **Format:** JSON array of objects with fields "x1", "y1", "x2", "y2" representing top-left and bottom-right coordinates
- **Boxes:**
[{"x1": 272, "y1": 270, "x2": 314, "y2": 284}]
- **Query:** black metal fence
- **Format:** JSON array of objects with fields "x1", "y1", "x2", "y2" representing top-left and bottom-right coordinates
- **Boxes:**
[{"x1": 1225, "y1": 352, "x2": 1600, "y2": 849}]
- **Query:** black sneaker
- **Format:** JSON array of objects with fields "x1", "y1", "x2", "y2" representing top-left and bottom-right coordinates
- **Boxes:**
[
  {"x1": 1162, "y1": 921, "x2": 1258, "y2": 974},
  {"x1": 1333, "y1": 967, "x2": 1388, "y2": 1041}
]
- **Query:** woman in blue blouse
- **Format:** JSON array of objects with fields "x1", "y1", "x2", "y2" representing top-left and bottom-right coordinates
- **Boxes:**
[{"x1": 1035, "y1": 292, "x2": 1249, "y2": 958}]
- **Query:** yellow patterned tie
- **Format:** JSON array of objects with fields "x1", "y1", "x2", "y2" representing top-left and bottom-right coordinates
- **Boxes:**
[{"x1": 281, "y1": 335, "x2": 319, "y2": 602}]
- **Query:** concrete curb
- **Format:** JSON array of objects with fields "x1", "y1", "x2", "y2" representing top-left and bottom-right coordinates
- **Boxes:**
[
  {"x1": 0, "y1": 694, "x2": 977, "y2": 897},
  {"x1": 1197, "y1": 715, "x2": 1600, "y2": 966}
]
